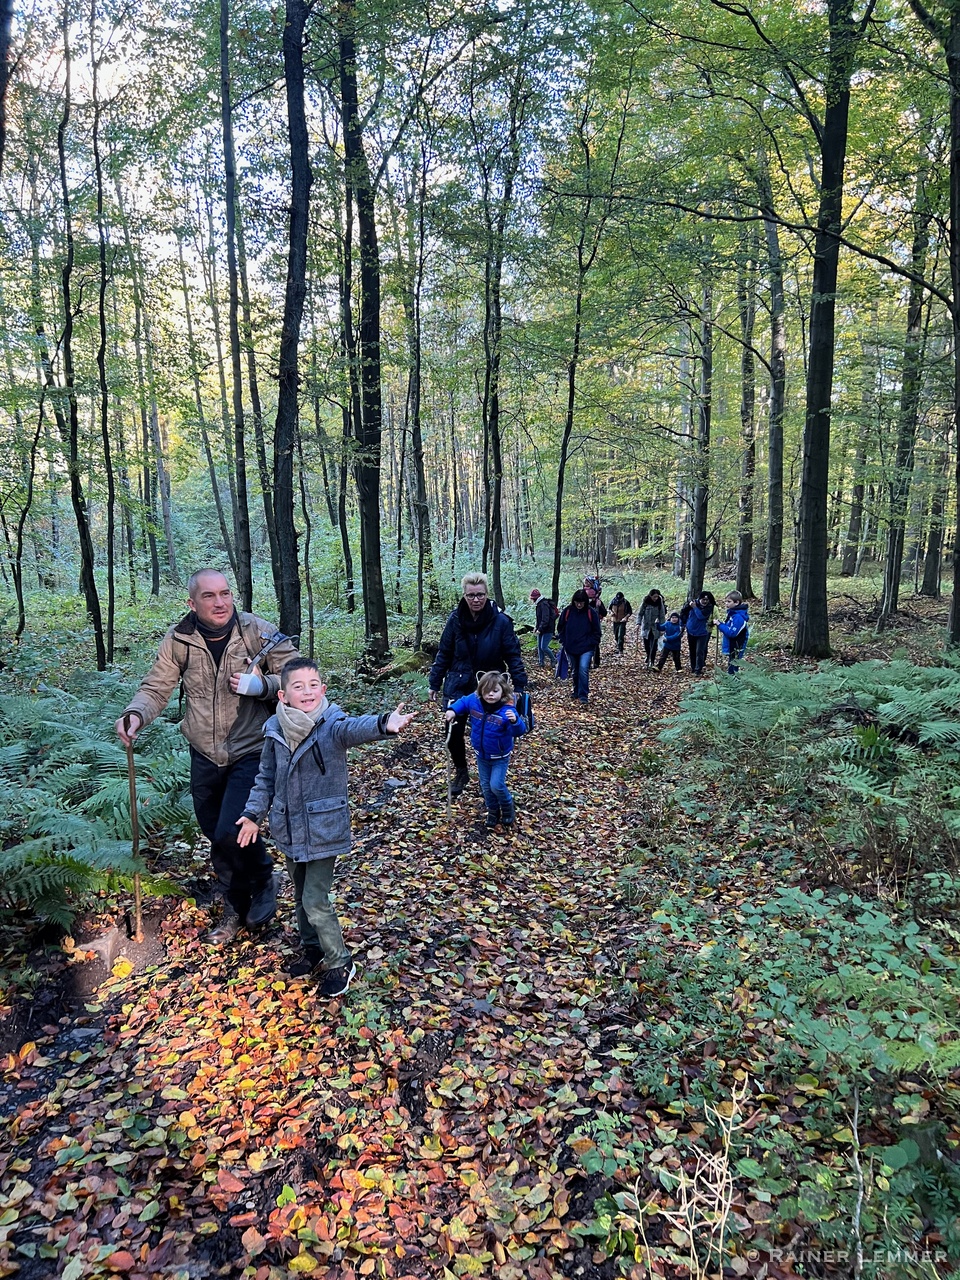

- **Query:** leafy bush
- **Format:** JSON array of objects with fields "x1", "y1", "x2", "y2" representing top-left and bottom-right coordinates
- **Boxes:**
[{"x1": 0, "y1": 672, "x2": 189, "y2": 927}]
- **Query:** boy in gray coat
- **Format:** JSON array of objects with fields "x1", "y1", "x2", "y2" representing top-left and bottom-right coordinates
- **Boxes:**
[{"x1": 237, "y1": 659, "x2": 415, "y2": 995}]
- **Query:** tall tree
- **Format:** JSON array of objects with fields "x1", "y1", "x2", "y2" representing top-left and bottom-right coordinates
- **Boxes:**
[
  {"x1": 220, "y1": 0, "x2": 253, "y2": 608},
  {"x1": 273, "y1": 0, "x2": 312, "y2": 637},
  {"x1": 793, "y1": 0, "x2": 878, "y2": 657}
]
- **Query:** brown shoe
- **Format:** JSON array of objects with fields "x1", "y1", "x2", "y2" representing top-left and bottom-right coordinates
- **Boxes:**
[{"x1": 204, "y1": 909, "x2": 241, "y2": 945}]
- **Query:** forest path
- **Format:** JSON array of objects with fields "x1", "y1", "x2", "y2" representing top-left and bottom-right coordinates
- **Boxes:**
[{"x1": 0, "y1": 636, "x2": 693, "y2": 1280}]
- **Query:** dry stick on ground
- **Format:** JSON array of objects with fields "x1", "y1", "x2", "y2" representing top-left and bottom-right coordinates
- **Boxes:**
[{"x1": 625, "y1": 1079, "x2": 750, "y2": 1280}]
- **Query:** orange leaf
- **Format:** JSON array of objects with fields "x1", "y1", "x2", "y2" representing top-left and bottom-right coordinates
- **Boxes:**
[
  {"x1": 217, "y1": 1169, "x2": 245, "y2": 1194},
  {"x1": 106, "y1": 1252, "x2": 137, "y2": 1272}
]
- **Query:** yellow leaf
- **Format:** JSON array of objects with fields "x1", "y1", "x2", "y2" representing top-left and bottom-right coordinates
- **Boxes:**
[
  {"x1": 112, "y1": 959, "x2": 133, "y2": 979},
  {"x1": 288, "y1": 1253, "x2": 319, "y2": 1273},
  {"x1": 246, "y1": 1150, "x2": 269, "y2": 1173}
]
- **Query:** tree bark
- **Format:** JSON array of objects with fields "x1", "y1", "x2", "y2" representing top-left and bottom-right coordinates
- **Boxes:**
[
  {"x1": 57, "y1": 13, "x2": 106, "y2": 669},
  {"x1": 689, "y1": 266, "x2": 713, "y2": 601},
  {"x1": 273, "y1": 0, "x2": 311, "y2": 637},
  {"x1": 759, "y1": 149, "x2": 786, "y2": 611},
  {"x1": 735, "y1": 230, "x2": 757, "y2": 599},
  {"x1": 220, "y1": 0, "x2": 253, "y2": 608},
  {"x1": 794, "y1": 0, "x2": 875, "y2": 657},
  {"x1": 339, "y1": 4, "x2": 388, "y2": 658},
  {"x1": 879, "y1": 195, "x2": 930, "y2": 623}
]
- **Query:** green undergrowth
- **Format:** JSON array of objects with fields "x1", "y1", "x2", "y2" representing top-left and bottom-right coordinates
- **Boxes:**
[{"x1": 587, "y1": 656, "x2": 960, "y2": 1278}]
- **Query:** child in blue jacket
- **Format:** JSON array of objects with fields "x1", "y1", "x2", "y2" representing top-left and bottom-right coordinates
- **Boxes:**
[
  {"x1": 445, "y1": 671, "x2": 527, "y2": 830},
  {"x1": 717, "y1": 592, "x2": 750, "y2": 673},
  {"x1": 655, "y1": 612, "x2": 684, "y2": 672}
]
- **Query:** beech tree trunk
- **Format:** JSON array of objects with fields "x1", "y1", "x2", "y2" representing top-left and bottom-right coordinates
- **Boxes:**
[
  {"x1": 273, "y1": 0, "x2": 311, "y2": 637},
  {"x1": 794, "y1": 0, "x2": 875, "y2": 656},
  {"x1": 339, "y1": 5, "x2": 389, "y2": 657},
  {"x1": 879, "y1": 195, "x2": 930, "y2": 623},
  {"x1": 689, "y1": 269, "x2": 713, "y2": 601},
  {"x1": 759, "y1": 149, "x2": 786, "y2": 612},
  {"x1": 220, "y1": 0, "x2": 253, "y2": 608}
]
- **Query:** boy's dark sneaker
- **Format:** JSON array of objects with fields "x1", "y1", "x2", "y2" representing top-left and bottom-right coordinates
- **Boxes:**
[
  {"x1": 318, "y1": 963, "x2": 357, "y2": 998},
  {"x1": 450, "y1": 767, "x2": 470, "y2": 797},
  {"x1": 485, "y1": 812, "x2": 500, "y2": 829},
  {"x1": 288, "y1": 947, "x2": 323, "y2": 978}
]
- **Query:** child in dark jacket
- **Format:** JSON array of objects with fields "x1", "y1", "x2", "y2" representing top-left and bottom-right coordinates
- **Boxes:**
[
  {"x1": 237, "y1": 659, "x2": 415, "y2": 993},
  {"x1": 655, "y1": 612, "x2": 684, "y2": 671},
  {"x1": 446, "y1": 671, "x2": 527, "y2": 829},
  {"x1": 717, "y1": 592, "x2": 750, "y2": 673}
]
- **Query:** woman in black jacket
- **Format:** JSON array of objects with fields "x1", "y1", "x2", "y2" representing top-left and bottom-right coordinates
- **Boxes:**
[
  {"x1": 429, "y1": 572, "x2": 528, "y2": 795},
  {"x1": 557, "y1": 589, "x2": 602, "y2": 706}
]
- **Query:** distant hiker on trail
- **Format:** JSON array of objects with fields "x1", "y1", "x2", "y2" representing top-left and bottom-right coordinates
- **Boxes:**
[
  {"x1": 445, "y1": 670, "x2": 527, "y2": 831},
  {"x1": 681, "y1": 590, "x2": 717, "y2": 676},
  {"x1": 530, "y1": 589, "x2": 559, "y2": 668},
  {"x1": 236, "y1": 659, "x2": 415, "y2": 994},
  {"x1": 558, "y1": 589, "x2": 602, "y2": 706},
  {"x1": 115, "y1": 569, "x2": 300, "y2": 945},
  {"x1": 636, "y1": 589, "x2": 667, "y2": 669},
  {"x1": 608, "y1": 592, "x2": 633, "y2": 654},
  {"x1": 239, "y1": 655, "x2": 414, "y2": 993},
  {"x1": 582, "y1": 577, "x2": 607, "y2": 668},
  {"x1": 717, "y1": 591, "x2": 750, "y2": 674},
  {"x1": 655, "y1": 612, "x2": 684, "y2": 672},
  {"x1": 429, "y1": 572, "x2": 528, "y2": 800}
]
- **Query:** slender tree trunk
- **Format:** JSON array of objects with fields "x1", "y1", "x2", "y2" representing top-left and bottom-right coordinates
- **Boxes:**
[
  {"x1": 0, "y1": 0, "x2": 13, "y2": 175},
  {"x1": 220, "y1": 0, "x2": 252, "y2": 608},
  {"x1": 178, "y1": 232, "x2": 237, "y2": 573},
  {"x1": 198, "y1": 182, "x2": 240, "y2": 529},
  {"x1": 114, "y1": 179, "x2": 160, "y2": 592},
  {"x1": 297, "y1": 430, "x2": 315, "y2": 657},
  {"x1": 689, "y1": 267, "x2": 713, "y2": 600},
  {"x1": 339, "y1": 3, "x2": 388, "y2": 656},
  {"x1": 273, "y1": 0, "x2": 311, "y2": 637},
  {"x1": 795, "y1": 0, "x2": 875, "y2": 656},
  {"x1": 236, "y1": 210, "x2": 281, "y2": 601},
  {"x1": 90, "y1": 10, "x2": 114, "y2": 660},
  {"x1": 57, "y1": 14, "x2": 105, "y2": 668},
  {"x1": 922, "y1": 443, "x2": 948, "y2": 596},
  {"x1": 840, "y1": 436, "x2": 868, "y2": 575},
  {"x1": 759, "y1": 152, "x2": 786, "y2": 611},
  {"x1": 736, "y1": 231, "x2": 757, "y2": 598},
  {"x1": 879, "y1": 200, "x2": 930, "y2": 622}
]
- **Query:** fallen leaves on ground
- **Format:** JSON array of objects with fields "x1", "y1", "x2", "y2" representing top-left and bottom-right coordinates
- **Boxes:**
[{"x1": 0, "y1": 645, "x2": 758, "y2": 1279}]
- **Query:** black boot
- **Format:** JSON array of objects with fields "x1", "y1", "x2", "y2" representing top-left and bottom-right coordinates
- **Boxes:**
[
  {"x1": 246, "y1": 874, "x2": 278, "y2": 928},
  {"x1": 451, "y1": 767, "x2": 470, "y2": 797},
  {"x1": 204, "y1": 907, "x2": 241, "y2": 945},
  {"x1": 288, "y1": 946, "x2": 323, "y2": 978}
]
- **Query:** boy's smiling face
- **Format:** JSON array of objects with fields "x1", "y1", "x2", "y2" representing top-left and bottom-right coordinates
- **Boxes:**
[{"x1": 279, "y1": 667, "x2": 326, "y2": 713}]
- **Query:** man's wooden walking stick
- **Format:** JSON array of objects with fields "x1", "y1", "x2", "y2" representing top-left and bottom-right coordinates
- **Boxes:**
[{"x1": 122, "y1": 713, "x2": 144, "y2": 944}]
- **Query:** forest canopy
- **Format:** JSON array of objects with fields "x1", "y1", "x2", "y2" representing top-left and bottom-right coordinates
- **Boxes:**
[{"x1": 2, "y1": 0, "x2": 958, "y2": 661}]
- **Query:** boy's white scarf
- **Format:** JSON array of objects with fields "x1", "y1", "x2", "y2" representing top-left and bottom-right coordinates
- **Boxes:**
[{"x1": 276, "y1": 696, "x2": 329, "y2": 751}]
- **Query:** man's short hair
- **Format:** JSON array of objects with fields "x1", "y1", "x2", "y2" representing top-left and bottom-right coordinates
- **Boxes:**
[
  {"x1": 280, "y1": 658, "x2": 321, "y2": 690},
  {"x1": 187, "y1": 568, "x2": 231, "y2": 598},
  {"x1": 461, "y1": 571, "x2": 488, "y2": 596}
]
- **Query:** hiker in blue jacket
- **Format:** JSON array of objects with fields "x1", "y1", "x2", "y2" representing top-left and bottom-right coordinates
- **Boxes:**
[
  {"x1": 717, "y1": 592, "x2": 750, "y2": 674},
  {"x1": 446, "y1": 671, "x2": 527, "y2": 830},
  {"x1": 429, "y1": 572, "x2": 527, "y2": 798},
  {"x1": 680, "y1": 590, "x2": 716, "y2": 675},
  {"x1": 655, "y1": 612, "x2": 684, "y2": 672},
  {"x1": 557, "y1": 589, "x2": 603, "y2": 706}
]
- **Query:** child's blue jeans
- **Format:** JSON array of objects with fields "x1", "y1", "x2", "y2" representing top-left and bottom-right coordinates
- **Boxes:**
[
  {"x1": 475, "y1": 754, "x2": 514, "y2": 822},
  {"x1": 536, "y1": 631, "x2": 557, "y2": 666}
]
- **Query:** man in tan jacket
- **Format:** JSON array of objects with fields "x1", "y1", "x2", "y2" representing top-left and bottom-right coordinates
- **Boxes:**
[{"x1": 116, "y1": 570, "x2": 299, "y2": 943}]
